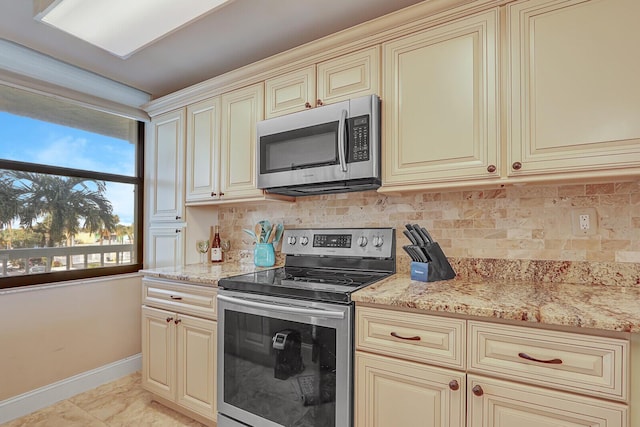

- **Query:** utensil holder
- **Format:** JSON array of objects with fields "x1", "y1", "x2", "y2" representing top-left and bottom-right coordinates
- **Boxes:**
[
  {"x1": 410, "y1": 242, "x2": 456, "y2": 282},
  {"x1": 254, "y1": 243, "x2": 275, "y2": 267}
]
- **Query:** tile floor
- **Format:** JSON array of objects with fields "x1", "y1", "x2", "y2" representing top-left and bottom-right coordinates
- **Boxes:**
[{"x1": 2, "y1": 372, "x2": 205, "y2": 427}]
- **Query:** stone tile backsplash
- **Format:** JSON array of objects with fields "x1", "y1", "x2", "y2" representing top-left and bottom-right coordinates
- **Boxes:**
[{"x1": 215, "y1": 180, "x2": 640, "y2": 265}]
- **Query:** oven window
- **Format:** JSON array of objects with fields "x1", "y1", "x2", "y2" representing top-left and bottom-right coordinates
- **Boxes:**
[
  {"x1": 223, "y1": 310, "x2": 337, "y2": 426},
  {"x1": 260, "y1": 121, "x2": 339, "y2": 173}
]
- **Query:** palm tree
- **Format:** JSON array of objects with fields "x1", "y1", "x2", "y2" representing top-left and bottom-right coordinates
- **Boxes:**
[
  {"x1": 0, "y1": 172, "x2": 21, "y2": 249},
  {"x1": 10, "y1": 171, "x2": 116, "y2": 247}
]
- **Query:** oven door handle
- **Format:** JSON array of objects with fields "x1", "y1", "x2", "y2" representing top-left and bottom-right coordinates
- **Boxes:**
[{"x1": 217, "y1": 294, "x2": 345, "y2": 319}]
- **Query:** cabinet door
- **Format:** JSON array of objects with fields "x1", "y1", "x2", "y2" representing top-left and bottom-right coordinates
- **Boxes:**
[
  {"x1": 265, "y1": 65, "x2": 316, "y2": 119},
  {"x1": 317, "y1": 46, "x2": 380, "y2": 106},
  {"x1": 142, "y1": 306, "x2": 176, "y2": 402},
  {"x1": 186, "y1": 97, "x2": 221, "y2": 202},
  {"x1": 382, "y1": 9, "x2": 499, "y2": 186},
  {"x1": 147, "y1": 227, "x2": 184, "y2": 268},
  {"x1": 220, "y1": 83, "x2": 265, "y2": 199},
  {"x1": 176, "y1": 314, "x2": 217, "y2": 421},
  {"x1": 355, "y1": 351, "x2": 465, "y2": 427},
  {"x1": 148, "y1": 109, "x2": 185, "y2": 222},
  {"x1": 468, "y1": 374, "x2": 627, "y2": 427},
  {"x1": 507, "y1": 0, "x2": 640, "y2": 176}
]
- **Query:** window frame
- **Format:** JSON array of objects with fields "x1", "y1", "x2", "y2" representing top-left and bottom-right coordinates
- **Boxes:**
[{"x1": 0, "y1": 122, "x2": 144, "y2": 289}]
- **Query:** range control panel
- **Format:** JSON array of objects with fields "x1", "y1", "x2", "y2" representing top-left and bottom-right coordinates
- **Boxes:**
[{"x1": 282, "y1": 227, "x2": 394, "y2": 258}]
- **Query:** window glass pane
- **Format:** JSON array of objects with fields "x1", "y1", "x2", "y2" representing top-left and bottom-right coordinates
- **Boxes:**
[{"x1": 0, "y1": 170, "x2": 136, "y2": 275}]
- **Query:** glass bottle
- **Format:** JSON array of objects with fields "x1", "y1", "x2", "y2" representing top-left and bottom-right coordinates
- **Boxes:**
[{"x1": 210, "y1": 225, "x2": 222, "y2": 263}]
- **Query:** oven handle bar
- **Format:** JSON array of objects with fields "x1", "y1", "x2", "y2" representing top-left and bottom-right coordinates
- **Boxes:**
[{"x1": 217, "y1": 294, "x2": 345, "y2": 319}]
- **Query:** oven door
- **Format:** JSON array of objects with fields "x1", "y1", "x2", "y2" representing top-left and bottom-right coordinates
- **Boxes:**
[{"x1": 217, "y1": 290, "x2": 353, "y2": 427}]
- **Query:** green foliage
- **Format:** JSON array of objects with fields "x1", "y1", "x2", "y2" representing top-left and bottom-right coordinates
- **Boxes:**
[{"x1": 0, "y1": 170, "x2": 118, "y2": 247}]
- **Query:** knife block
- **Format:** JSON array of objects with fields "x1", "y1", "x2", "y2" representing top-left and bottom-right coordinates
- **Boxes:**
[{"x1": 410, "y1": 242, "x2": 456, "y2": 282}]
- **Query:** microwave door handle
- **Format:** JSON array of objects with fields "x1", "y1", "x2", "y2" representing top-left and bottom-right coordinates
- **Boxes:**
[{"x1": 338, "y1": 109, "x2": 348, "y2": 172}]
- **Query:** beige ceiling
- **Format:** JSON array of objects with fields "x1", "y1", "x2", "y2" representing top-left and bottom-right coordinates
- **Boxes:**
[{"x1": 0, "y1": 0, "x2": 424, "y2": 99}]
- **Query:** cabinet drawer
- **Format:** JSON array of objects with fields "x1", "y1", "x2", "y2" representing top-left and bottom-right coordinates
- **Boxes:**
[
  {"x1": 142, "y1": 278, "x2": 217, "y2": 320},
  {"x1": 356, "y1": 306, "x2": 465, "y2": 369},
  {"x1": 468, "y1": 321, "x2": 628, "y2": 401}
]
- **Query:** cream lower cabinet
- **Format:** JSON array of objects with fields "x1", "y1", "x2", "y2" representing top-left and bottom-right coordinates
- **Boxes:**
[
  {"x1": 142, "y1": 279, "x2": 217, "y2": 426},
  {"x1": 355, "y1": 306, "x2": 466, "y2": 427},
  {"x1": 506, "y1": 0, "x2": 640, "y2": 177},
  {"x1": 381, "y1": 8, "x2": 499, "y2": 189},
  {"x1": 356, "y1": 352, "x2": 465, "y2": 427},
  {"x1": 467, "y1": 374, "x2": 627, "y2": 427},
  {"x1": 355, "y1": 306, "x2": 632, "y2": 427},
  {"x1": 265, "y1": 46, "x2": 380, "y2": 118}
]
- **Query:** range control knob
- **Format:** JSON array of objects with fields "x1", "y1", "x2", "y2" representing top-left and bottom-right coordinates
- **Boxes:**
[
  {"x1": 300, "y1": 236, "x2": 309, "y2": 246},
  {"x1": 373, "y1": 235, "x2": 384, "y2": 248},
  {"x1": 287, "y1": 236, "x2": 297, "y2": 245},
  {"x1": 357, "y1": 236, "x2": 368, "y2": 247}
]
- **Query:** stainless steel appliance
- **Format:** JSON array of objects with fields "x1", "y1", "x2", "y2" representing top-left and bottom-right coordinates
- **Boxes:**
[
  {"x1": 217, "y1": 227, "x2": 395, "y2": 427},
  {"x1": 256, "y1": 95, "x2": 381, "y2": 196}
]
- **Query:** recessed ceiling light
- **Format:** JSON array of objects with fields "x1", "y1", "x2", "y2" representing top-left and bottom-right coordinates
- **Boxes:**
[{"x1": 35, "y1": 0, "x2": 232, "y2": 59}]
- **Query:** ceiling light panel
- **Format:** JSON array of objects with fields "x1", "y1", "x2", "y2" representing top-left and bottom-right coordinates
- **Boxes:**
[{"x1": 37, "y1": 0, "x2": 231, "y2": 59}]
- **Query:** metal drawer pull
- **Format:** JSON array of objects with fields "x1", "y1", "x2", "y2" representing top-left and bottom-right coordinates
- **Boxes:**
[
  {"x1": 472, "y1": 385, "x2": 484, "y2": 396},
  {"x1": 448, "y1": 380, "x2": 459, "y2": 391},
  {"x1": 390, "y1": 332, "x2": 421, "y2": 341},
  {"x1": 518, "y1": 352, "x2": 563, "y2": 364},
  {"x1": 170, "y1": 295, "x2": 183, "y2": 300}
]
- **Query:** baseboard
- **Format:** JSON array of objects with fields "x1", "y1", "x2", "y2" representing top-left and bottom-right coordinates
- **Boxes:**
[{"x1": 0, "y1": 353, "x2": 142, "y2": 424}]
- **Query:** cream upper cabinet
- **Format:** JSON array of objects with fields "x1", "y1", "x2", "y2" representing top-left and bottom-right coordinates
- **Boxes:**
[
  {"x1": 381, "y1": 9, "x2": 500, "y2": 188},
  {"x1": 506, "y1": 0, "x2": 640, "y2": 177},
  {"x1": 467, "y1": 374, "x2": 627, "y2": 427},
  {"x1": 147, "y1": 226, "x2": 184, "y2": 268},
  {"x1": 148, "y1": 109, "x2": 185, "y2": 222},
  {"x1": 185, "y1": 97, "x2": 221, "y2": 203},
  {"x1": 265, "y1": 46, "x2": 380, "y2": 118},
  {"x1": 220, "y1": 82, "x2": 265, "y2": 199}
]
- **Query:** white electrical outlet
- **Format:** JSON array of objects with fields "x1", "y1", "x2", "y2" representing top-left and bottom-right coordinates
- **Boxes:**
[
  {"x1": 579, "y1": 214, "x2": 590, "y2": 230},
  {"x1": 571, "y1": 208, "x2": 597, "y2": 236}
]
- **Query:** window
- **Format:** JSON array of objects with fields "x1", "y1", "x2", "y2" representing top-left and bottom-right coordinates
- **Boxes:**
[{"x1": 0, "y1": 84, "x2": 143, "y2": 289}]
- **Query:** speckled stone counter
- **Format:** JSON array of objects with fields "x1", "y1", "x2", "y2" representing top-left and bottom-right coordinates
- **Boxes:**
[
  {"x1": 353, "y1": 258, "x2": 640, "y2": 333},
  {"x1": 139, "y1": 262, "x2": 281, "y2": 287}
]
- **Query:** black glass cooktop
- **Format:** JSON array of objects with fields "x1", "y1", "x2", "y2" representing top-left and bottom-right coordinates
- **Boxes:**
[{"x1": 218, "y1": 266, "x2": 390, "y2": 303}]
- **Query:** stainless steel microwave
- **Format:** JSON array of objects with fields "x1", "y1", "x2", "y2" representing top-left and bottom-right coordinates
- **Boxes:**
[{"x1": 256, "y1": 94, "x2": 381, "y2": 196}]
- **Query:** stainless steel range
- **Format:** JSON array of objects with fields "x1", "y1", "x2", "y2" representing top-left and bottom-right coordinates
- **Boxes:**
[{"x1": 217, "y1": 227, "x2": 395, "y2": 427}]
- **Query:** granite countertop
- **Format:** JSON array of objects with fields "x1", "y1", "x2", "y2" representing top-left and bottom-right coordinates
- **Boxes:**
[
  {"x1": 140, "y1": 258, "x2": 640, "y2": 333},
  {"x1": 354, "y1": 258, "x2": 640, "y2": 333},
  {"x1": 139, "y1": 262, "x2": 281, "y2": 287}
]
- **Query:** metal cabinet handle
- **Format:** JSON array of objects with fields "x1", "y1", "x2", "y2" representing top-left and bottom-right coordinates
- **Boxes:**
[
  {"x1": 472, "y1": 385, "x2": 484, "y2": 396},
  {"x1": 175, "y1": 215, "x2": 181, "y2": 220},
  {"x1": 175, "y1": 229, "x2": 181, "y2": 233},
  {"x1": 316, "y1": 99, "x2": 324, "y2": 107},
  {"x1": 174, "y1": 318, "x2": 182, "y2": 325},
  {"x1": 512, "y1": 161, "x2": 522, "y2": 170},
  {"x1": 518, "y1": 352, "x2": 563, "y2": 364},
  {"x1": 449, "y1": 380, "x2": 459, "y2": 391},
  {"x1": 390, "y1": 332, "x2": 421, "y2": 341},
  {"x1": 169, "y1": 295, "x2": 182, "y2": 300},
  {"x1": 305, "y1": 102, "x2": 312, "y2": 109},
  {"x1": 487, "y1": 164, "x2": 497, "y2": 173},
  {"x1": 166, "y1": 317, "x2": 173, "y2": 323},
  {"x1": 219, "y1": 192, "x2": 225, "y2": 197},
  {"x1": 211, "y1": 192, "x2": 217, "y2": 197}
]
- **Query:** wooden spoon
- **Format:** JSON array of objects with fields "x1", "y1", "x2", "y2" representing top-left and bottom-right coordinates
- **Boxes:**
[{"x1": 254, "y1": 223, "x2": 262, "y2": 243}]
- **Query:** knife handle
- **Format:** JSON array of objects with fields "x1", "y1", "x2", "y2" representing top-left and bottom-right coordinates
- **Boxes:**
[{"x1": 403, "y1": 230, "x2": 417, "y2": 245}]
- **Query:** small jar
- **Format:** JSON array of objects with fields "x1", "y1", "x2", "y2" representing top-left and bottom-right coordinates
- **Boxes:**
[{"x1": 253, "y1": 243, "x2": 275, "y2": 267}]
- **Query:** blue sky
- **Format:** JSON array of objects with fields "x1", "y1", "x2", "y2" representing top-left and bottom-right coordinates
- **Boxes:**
[{"x1": 0, "y1": 112, "x2": 136, "y2": 225}]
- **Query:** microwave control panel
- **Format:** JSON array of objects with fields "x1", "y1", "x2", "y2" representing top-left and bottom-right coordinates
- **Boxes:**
[{"x1": 347, "y1": 115, "x2": 370, "y2": 163}]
